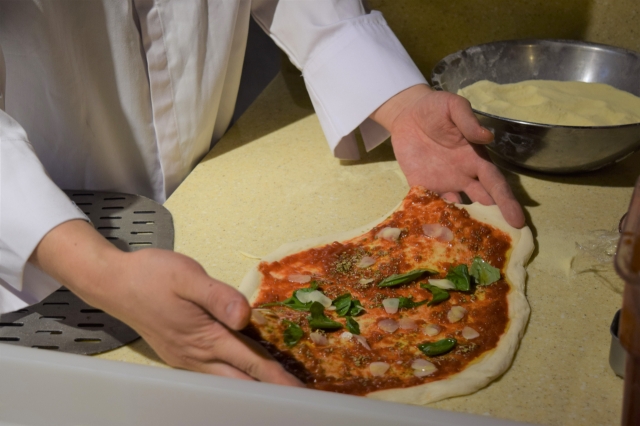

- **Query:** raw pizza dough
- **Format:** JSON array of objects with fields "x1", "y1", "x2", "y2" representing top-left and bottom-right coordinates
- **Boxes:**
[
  {"x1": 239, "y1": 191, "x2": 535, "y2": 405},
  {"x1": 458, "y1": 79, "x2": 640, "y2": 126}
]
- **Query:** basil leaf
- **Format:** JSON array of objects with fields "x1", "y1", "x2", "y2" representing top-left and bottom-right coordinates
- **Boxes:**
[
  {"x1": 470, "y1": 257, "x2": 501, "y2": 286},
  {"x1": 418, "y1": 338, "x2": 457, "y2": 356},
  {"x1": 345, "y1": 316, "x2": 360, "y2": 335},
  {"x1": 283, "y1": 320, "x2": 304, "y2": 347},
  {"x1": 348, "y1": 300, "x2": 365, "y2": 316},
  {"x1": 378, "y1": 269, "x2": 436, "y2": 287},
  {"x1": 332, "y1": 293, "x2": 353, "y2": 316},
  {"x1": 446, "y1": 265, "x2": 471, "y2": 292},
  {"x1": 308, "y1": 302, "x2": 343, "y2": 330},
  {"x1": 260, "y1": 282, "x2": 319, "y2": 311},
  {"x1": 420, "y1": 283, "x2": 450, "y2": 306},
  {"x1": 332, "y1": 293, "x2": 365, "y2": 317},
  {"x1": 296, "y1": 281, "x2": 319, "y2": 294},
  {"x1": 397, "y1": 296, "x2": 428, "y2": 309},
  {"x1": 261, "y1": 295, "x2": 311, "y2": 311}
]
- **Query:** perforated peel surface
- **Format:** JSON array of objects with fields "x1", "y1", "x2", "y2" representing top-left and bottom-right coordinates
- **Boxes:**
[{"x1": 0, "y1": 191, "x2": 174, "y2": 355}]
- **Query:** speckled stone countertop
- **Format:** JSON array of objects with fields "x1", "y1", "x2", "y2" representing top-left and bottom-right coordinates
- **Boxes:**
[{"x1": 96, "y1": 72, "x2": 639, "y2": 425}]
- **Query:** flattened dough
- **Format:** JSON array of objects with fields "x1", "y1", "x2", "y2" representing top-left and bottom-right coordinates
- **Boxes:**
[
  {"x1": 239, "y1": 193, "x2": 535, "y2": 405},
  {"x1": 458, "y1": 80, "x2": 640, "y2": 126}
]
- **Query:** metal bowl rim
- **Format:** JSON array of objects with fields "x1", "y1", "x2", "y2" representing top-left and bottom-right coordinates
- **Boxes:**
[
  {"x1": 431, "y1": 38, "x2": 640, "y2": 129},
  {"x1": 469, "y1": 108, "x2": 640, "y2": 130}
]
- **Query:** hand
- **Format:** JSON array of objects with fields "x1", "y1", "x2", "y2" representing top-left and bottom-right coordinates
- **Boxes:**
[
  {"x1": 30, "y1": 220, "x2": 302, "y2": 385},
  {"x1": 370, "y1": 85, "x2": 525, "y2": 228}
]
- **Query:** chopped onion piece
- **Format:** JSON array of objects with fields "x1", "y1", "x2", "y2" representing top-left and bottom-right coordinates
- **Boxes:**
[
  {"x1": 414, "y1": 369, "x2": 437, "y2": 378},
  {"x1": 296, "y1": 290, "x2": 332, "y2": 308},
  {"x1": 422, "y1": 223, "x2": 442, "y2": 238},
  {"x1": 253, "y1": 308, "x2": 276, "y2": 315},
  {"x1": 359, "y1": 278, "x2": 375, "y2": 285},
  {"x1": 398, "y1": 317, "x2": 418, "y2": 330},
  {"x1": 353, "y1": 334, "x2": 371, "y2": 350},
  {"x1": 376, "y1": 227, "x2": 402, "y2": 242},
  {"x1": 340, "y1": 332, "x2": 353, "y2": 341},
  {"x1": 356, "y1": 256, "x2": 376, "y2": 268},
  {"x1": 421, "y1": 323, "x2": 441, "y2": 336},
  {"x1": 462, "y1": 326, "x2": 480, "y2": 340},
  {"x1": 382, "y1": 298, "x2": 400, "y2": 314},
  {"x1": 269, "y1": 271, "x2": 286, "y2": 280},
  {"x1": 288, "y1": 274, "x2": 311, "y2": 283},
  {"x1": 369, "y1": 362, "x2": 390, "y2": 377},
  {"x1": 411, "y1": 359, "x2": 437, "y2": 373},
  {"x1": 251, "y1": 309, "x2": 267, "y2": 325},
  {"x1": 447, "y1": 306, "x2": 467, "y2": 323},
  {"x1": 422, "y1": 224, "x2": 454, "y2": 242},
  {"x1": 428, "y1": 279, "x2": 456, "y2": 290},
  {"x1": 309, "y1": 332, "x2": 328, "y2": 346},
  {"x1": 378, "y1": 318, "x2": 399, "y2": 333}
]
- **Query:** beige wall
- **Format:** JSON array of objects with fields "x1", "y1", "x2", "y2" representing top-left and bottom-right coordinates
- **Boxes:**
[{"x1": 369, "y1": 0, "x2": 640, "y2": 82}]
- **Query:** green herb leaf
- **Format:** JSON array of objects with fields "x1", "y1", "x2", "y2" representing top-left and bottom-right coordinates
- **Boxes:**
[
  {"x1": 397, "y1": 296, "x2": 429, "y2": 309},
  {"x1": 295, "y1": 281, "x2": 319, "y2": 295},
  {"x1": 470, "y1": 257, "x2": 501, "y2": 286},
  {"x1": 332, "y1": 293, "x2": 353, "y2": 316},
  {"x1": 283, "y1": 320, "x2": 304, "y2": 346},
  {"x1": 332, "y1": 293, "x2": 365, "y2": 317},
  {"x1": 308, "y1": 302, "x2": 343, "y2": 330},
  {"x1": 345, "y1": 316, "x2": 360, "y2": 334},
  {"x1": 420, "y1": 283, "x2": 451, "y2": 306},
  {"x1": 378, "y1": 269, "x2": 436, "y2": 287},
  {"x1": 349, "y1": 300, "x2": 365, "y2": 316},
  {"x1": 418, "y1": 338, "x2": 457, "y2": 356},
  {"x1": 261, "y1": 295, "x2": 311, "y2": 311},
  {"x1": 260, "y1": 282, "x2": 319, "y2": 311},
  {"x1": 445, "y1": 265, "x2": 471, "y2": 292}
]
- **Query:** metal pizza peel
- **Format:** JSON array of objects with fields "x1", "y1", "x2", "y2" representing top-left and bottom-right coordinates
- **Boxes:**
[{"x1": 0, "y1": 190, "x2": 174, "y2": 355}]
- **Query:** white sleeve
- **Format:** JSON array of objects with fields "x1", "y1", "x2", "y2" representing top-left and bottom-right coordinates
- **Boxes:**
[
  {"x1": 252, "y1": 0, "x2": 428, "y2": 160},
  {"x1": 0, "y1": 109, "x2": 88, "y2": 313}
]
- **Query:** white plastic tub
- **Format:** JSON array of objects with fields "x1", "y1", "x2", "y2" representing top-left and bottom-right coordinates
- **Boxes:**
[{"x1": 0, "y1": 344, "x2": 533, "y2": 425}]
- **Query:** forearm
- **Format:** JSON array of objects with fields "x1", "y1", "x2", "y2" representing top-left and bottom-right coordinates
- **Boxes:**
[
  {"x1": 0, "y1": 110, "x2": 89, "y2": 312},
  {"x1": 253, "y1": 1, "x2": 427, "y2": 159},
  {"x1": 28, "y1": 219, "x2": 124, "y2": 309}
]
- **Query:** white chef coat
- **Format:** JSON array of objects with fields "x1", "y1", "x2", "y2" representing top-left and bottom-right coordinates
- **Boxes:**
[{"x1": 0, "y1": 0, "x2": 426, "y2": 312}]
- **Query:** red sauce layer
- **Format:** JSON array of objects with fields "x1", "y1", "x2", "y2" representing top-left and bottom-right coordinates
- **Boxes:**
[{"x1": 246, "y1": 188, "x2": 513, "y2": 396}]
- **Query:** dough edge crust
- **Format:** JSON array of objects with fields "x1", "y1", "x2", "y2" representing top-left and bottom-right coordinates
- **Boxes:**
[{"x1": 239, "y1": 200, "x2": 535, "y2": 406}]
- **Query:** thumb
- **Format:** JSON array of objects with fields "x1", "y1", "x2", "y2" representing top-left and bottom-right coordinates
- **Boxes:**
[{"x1": 448, "y1": 95, "x2": 494, "y2": 145}]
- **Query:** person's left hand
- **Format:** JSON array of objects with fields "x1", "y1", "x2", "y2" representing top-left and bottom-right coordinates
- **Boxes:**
[{"x1": 370, "y1": 84, "x2": 525, "y2": 228}]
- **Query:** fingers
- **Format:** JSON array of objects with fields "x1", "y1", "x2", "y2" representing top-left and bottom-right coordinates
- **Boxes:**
[
  {"x1": 186, "y1": 322, "x2": 304, "y2": 386},
  {"x1": 233, "y1": 331, "x2": 304, "y2": 386},
  {"x1": 448, "y1": 95, "x2": 494, "y2": 145},
  {"x1": 493, "y1": 184, "x2": 526, "y2": 228},
  {"x1": 463, "y1": 180, "x2": 494, "y2": 205},
  {"x1": 181, "y1": 273, "x2": 251, "y2": 331},
  {"x1": 441, "y1": 191, "x2": 462, "y2": 204},
  {"x1": 107, "y1": 250, "x2": 302, "y2": 387},
  {"x1": 173, "y1": 268, "x2": 303, "y2": 385},
  {"x1": 477, "y1": 163, "x2": 526, "y2": 228},
  {"x1": 197, "y1": 361, "x2": 255, "y2": 381}
]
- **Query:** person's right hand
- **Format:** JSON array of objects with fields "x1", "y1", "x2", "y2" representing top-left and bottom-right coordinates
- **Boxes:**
[{"x1": 29, "y1": 219, "x2": 302, "y2": 385}]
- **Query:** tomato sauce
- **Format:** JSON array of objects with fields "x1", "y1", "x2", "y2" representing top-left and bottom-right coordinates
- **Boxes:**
[{"x1": 246, "y1": 188, "x2": 512, "y2": 396}]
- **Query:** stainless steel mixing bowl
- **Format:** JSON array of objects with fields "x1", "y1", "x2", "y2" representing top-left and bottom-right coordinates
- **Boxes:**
[{"x1": 431, "y1": 39, "x2": 640, "y2": 173}]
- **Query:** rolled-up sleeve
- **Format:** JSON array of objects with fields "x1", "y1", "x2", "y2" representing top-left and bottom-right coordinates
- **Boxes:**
[
  {"x1": 0, "y1": 110, "x2": 87, "y2": 312},
  {"x1": 252, "y1": 0, "x2": 427, "y2": 159}
]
